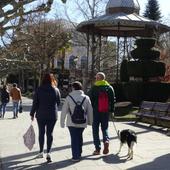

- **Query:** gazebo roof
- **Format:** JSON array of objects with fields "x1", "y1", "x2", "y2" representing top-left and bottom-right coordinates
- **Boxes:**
[
  {"x1": 77, "y1": 0, "x2": 170, "y2": 37},
  {"x1": 106, "y1": 0, "x2": 140, "y2": 14}
]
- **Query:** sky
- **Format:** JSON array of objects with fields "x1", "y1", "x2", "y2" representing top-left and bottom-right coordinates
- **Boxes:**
[
  {"x1": 139, "y1": 0, "x2": 170, "y2": 16},
  {"x1": 51, "y1": 0, "x2": 170, "y2": 24}
]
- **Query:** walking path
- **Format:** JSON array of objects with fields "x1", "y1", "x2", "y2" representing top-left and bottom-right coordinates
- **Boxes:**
[{"x1": 0, "y1": 97, "x2": 170, "y2": 170}]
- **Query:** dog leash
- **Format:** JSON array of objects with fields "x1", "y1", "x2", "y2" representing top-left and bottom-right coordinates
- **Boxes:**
[{"x1": 110, "y1": 112, "x2": 119, "y2": 138}]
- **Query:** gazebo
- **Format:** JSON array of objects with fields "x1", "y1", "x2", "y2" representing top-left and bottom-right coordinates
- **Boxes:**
[
  {"x1": 76, "y1": 0, "x2": 170, "y2": 105},
  {"x1": 77, "y1": 0, "x2": 170, "y2": 80}
]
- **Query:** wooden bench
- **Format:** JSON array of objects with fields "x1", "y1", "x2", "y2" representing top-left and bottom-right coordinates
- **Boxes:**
[
  {"x1": 134, "y1": 101, "x2": 170, "y2": 128},
  {"x1": 156, "y1": 105, "x2": 170, "y2": 128},
  {"x1": 135, "y1": 101, "x2": 156, "y2": 125}
]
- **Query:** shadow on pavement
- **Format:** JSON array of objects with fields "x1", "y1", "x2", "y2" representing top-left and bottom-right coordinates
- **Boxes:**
[
  {"x1": 2, "y1": 121, "x2": 166, "y2": 169},
  {"x1": 127, "y1": 153, "x2": 170, "y2": 170},
  {"x1": 126, "y1": 122, "x2": 168, "y2": 135},
  {"x1": 102, "y1": 154, "x2": 127, "y2": 164},
  {"x1": 82, "y1": 153, "x2": 127, "y2": 163},
  {"x1": 1, "y1": 136, "x2": 124, "y2": 170},
  {"x1": 4, "y1": 152, "x2": 170, "y2": 170},
  {"x1": 2, "y1": 157, "x2": 76, "y2": 170},
  {"x1": 2, "y1": 152, "x2": 128, "y2": 170}
]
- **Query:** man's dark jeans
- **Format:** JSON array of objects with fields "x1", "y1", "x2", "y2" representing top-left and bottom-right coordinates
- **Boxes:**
[{"x1": 92, "y1": 112, "x2": 109, "y2": 151}]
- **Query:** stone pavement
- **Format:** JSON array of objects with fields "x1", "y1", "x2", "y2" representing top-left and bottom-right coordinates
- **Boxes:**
[{"x1": 0, "y1": 97, "x2": 170, "y2": 170}]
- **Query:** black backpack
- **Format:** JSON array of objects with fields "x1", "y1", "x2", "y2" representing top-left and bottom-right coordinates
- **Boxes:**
[{"x1": 69, "y1": 95, "x2": 86, "y2": 124}]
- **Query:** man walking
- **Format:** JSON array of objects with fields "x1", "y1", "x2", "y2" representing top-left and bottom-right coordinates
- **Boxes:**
[
  {"x1": 10, "y1": 83, "x2": 22, "y2": 118},
  {"x1": 88, "y1": 72, "x2": 115, "y2": 155}
]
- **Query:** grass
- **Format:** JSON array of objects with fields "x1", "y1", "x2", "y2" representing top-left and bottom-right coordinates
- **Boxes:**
[
  {"x1": 111, "y1": 108, "x2": 139, "y2": 122},
  {"x1": 114, "y1": 113, "x2": 138, "y2": 122}
]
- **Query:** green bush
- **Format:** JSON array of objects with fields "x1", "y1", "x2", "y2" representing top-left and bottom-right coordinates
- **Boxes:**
[
  {"x1": 143, "y1": 82, "x2": 170, "y2": 102},
  {"x1": 127, "y1": 61, "x2": 165, "y2": 77},
  {"x1": 121, "y1": 82, "x2": 170, "y2": 106},
  {"x1": 122, "y1": 82, "x2": 143, "y2": 105},
  {"x1": 120, "y1": 59, "x2": 129, "y2": 82},
  {"x1": 131, "y1": 48, "x2": 160, "y2": 60},
  {"x1": 135, "y1": 38, "x2": 156, "y2": 49},
  {"x1": 131, "y1": 38, "x2": 160, "y2": 60},
  {"x1": 112, "y1": 83, "x2": 127, "y2": 102}
]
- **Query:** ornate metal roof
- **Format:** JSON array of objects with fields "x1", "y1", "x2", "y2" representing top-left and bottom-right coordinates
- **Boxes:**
[
  {"x1": 76, "y1": 0, "x2": 170, "y2": 37},
  {"x1": 106, "y1": 0, "x2": 140, "y2": 14}
]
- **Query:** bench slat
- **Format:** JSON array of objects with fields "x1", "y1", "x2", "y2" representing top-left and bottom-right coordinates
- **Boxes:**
[
  {"x1": 134, "y1": 101, "x2": 170, "y2": 128},
  {"x1": 153, "y1": 102, "x2": 169, "y2": 112},
  {"x1": 140, "y1": 101, "x2": 155, "y2": 110}
]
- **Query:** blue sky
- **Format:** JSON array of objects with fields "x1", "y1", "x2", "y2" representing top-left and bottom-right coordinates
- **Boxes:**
[
  {"x1": 48, "y1": 0, "x2": 170, "y2": 24},
  {"x1": 139, "y1": 0, "x2": 170, "y2": 16}
]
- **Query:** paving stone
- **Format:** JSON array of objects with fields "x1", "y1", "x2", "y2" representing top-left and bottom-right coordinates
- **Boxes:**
[{"x1": 0, "y1": 97, "x2": 170, "y2": 170}]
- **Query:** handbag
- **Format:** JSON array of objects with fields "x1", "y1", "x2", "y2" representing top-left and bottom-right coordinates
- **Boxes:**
[
  {"x1": 19, "y1": 104, "x2": 23, "y2": 113},
  {"x1": 23, "y1": 124, "x2": 35, "y2": 150}
]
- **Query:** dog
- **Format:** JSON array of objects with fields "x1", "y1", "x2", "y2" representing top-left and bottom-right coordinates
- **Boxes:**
[{"x1": 117, "y1": 129, "x2": 137, "y2": 160}]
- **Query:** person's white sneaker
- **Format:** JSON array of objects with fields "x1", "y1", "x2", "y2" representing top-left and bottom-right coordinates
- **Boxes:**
[
  {"x1": 35, "y1": 152, "x2": 43, "y2": 158},
  {"x1": 46, "y1": 153, "x2": 52, "y2": 163}
]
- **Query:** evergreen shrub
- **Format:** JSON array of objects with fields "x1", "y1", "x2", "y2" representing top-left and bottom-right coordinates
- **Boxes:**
[
  {"x1": 127, "y1": 61, "x2": 165, "y2": 77},
  {"x1": 120, "y1": 59, "x2": 129, "y2": 82}
]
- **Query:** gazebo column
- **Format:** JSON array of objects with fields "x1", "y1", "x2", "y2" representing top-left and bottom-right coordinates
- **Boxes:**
[
  {"x1": 116, "y1": 36, "x2": 120, "y2": 82},
  {"x1": 95, "y1": 35, "x2": 102, "y2": 72},
  {"x1": 82, "y1": 32, "x2": 90, "y2": 92},
  {"x1": 98, "y1": 35, "x2": 102, "y2": 71},
  {"x1": 86, "y1": 32, "x2": 90, "y2": 74},
  {"x1": 91, "y1": 33, "x2": 96, "y2": 81},
  {"x1": 123, "y1": 37, "x2": 127, "y2": 60}
]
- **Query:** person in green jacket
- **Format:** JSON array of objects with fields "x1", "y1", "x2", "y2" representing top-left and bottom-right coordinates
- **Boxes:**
[{"x1": 88, "y1": 72, "x2": 115, "y2": 155}]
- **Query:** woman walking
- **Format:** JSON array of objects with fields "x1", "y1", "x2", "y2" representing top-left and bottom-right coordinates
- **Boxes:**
[{"x1": 30, "y1": 73, "x2": 61, "y2": 163}]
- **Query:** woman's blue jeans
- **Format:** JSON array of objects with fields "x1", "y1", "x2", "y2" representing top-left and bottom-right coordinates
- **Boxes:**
[
  {"x1": 68, "y1": 126, "x2": 85, "y2": 159},
  {"x1": 92, "y1": 112, "x2": 109, "y2": 151}
]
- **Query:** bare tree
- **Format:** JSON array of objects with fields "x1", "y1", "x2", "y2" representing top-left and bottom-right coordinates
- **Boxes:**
[
  {"x1": 0, "y1": 13, "x2": 71, "y2": 88},
  {"x1": 0, "y1": 0, "x2": 67, "y2": 35},
  {"x1": 63, "y1": 0, "x2": 116, "y2": 86}
]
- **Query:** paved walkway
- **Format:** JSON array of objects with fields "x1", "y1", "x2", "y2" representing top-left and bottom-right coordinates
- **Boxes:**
[{"x1": 0, "y1": 97, "x2": 170, "y2": 170}]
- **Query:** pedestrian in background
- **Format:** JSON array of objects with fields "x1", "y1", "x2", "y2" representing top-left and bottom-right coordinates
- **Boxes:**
[
  {"x1": 60, "y1": 81, "x2": 93, "y2": 162},
  {"x1": 30, "y1": 73, "x2": 61, "y2": 163},
  {"x1": 88, "y1": 72, "x2": 115, "y2": 155},
  {"x1": 0, "y1": 85, "x2": 10, "y2": 118},
  {"x1": 10, "y1": 83, "x2": 22, "y2": 119}
]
